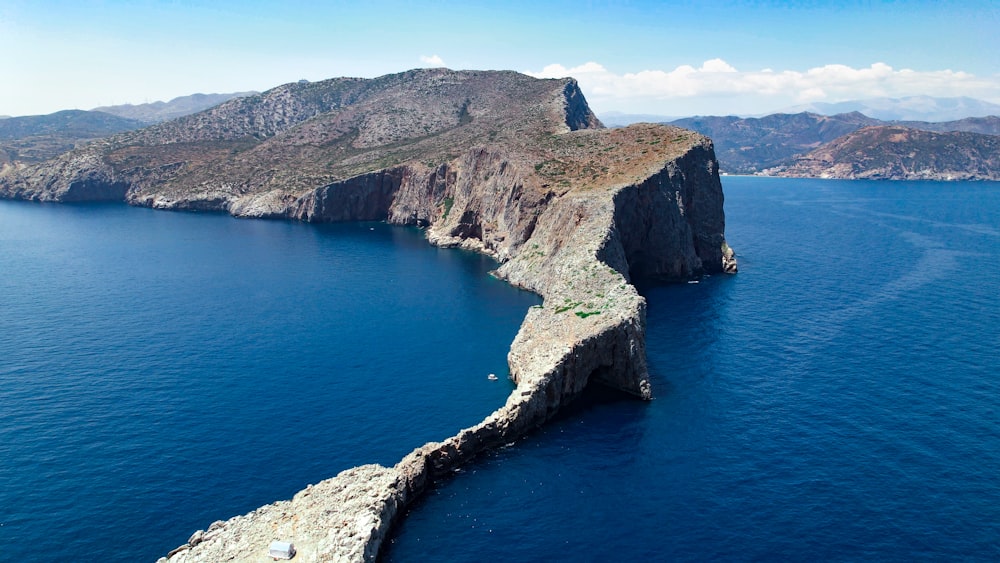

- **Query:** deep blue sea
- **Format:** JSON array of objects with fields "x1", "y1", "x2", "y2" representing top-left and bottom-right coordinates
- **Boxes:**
[
  {"x1": 385, "y1": 178, "x2": 1000, "y2": 562},
  {"x1": 0, "y1": 203, "x2": 539, "y2": 561},
  {"x1": 2, "y1": 178, "x2": 999, "y2": 562}
]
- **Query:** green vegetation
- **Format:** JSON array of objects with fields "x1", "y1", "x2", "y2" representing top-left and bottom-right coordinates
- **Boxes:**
[
  {"x1": 441, "y1": 197, "x2": 455, "y2": 220},
  {"x1": 555, "y1": 301, "x2": 581, "y2": 313}
]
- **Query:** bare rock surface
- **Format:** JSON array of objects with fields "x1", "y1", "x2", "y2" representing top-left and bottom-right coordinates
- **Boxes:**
[{"x1": 0, "y1": 69, "x2": 734, "y2": 562}]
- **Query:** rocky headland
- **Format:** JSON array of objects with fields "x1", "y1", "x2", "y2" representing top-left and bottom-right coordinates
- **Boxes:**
[{"x1": 0, "y1": 69, "x2": 735, "y2": 561}]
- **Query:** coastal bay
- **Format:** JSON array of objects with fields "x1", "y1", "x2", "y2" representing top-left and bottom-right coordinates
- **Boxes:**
[{"x1": 0, "y1": 200, "x2": 539, "y2": 561}]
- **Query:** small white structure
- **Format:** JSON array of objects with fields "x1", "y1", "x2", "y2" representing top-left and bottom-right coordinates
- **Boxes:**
[{"x1": 268, "y1": 540, "x2": 296, "y2": 560}]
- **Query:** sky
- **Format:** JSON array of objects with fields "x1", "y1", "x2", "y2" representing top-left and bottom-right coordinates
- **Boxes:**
[{"x1": 2, "y1": 0, "x2": 998, "y2": 118}]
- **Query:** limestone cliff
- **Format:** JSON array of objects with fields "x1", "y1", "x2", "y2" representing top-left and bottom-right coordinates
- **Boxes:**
[{"x1": 0, "y1": 69, "x2": 735, "y2": 562}]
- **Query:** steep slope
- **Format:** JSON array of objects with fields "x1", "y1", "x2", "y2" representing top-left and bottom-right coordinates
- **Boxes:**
[
  {"x1": 776, "y1": 125, "x2": 1000, "y2": 180},
  {"x1": 0, "y1": 68, "x2": 736, "y2": 562}
]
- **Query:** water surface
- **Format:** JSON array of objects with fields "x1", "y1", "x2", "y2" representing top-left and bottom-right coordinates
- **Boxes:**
[
  {"x1": 0, "y1": 202, "x2": 539, "y2": 561},
  {"x1": 386, "y1": 178, "x2": 1000, "y2": 562}
]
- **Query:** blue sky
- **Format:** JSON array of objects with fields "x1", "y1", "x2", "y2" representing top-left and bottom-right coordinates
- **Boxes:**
[{"x1": 2, "y1": 0, "x2": 998, "y2": 117}]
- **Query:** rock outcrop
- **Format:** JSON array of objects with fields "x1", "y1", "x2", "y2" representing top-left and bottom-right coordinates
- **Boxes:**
[{"x1": 0, "y1": 69, "x2": 735, "y2": 562}]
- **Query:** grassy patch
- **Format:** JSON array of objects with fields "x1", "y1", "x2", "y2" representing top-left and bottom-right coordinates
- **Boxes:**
[
  {"x1": 441, "y1": 197, "x2": 454, "y2": 220},
  {"x1": 555, "y1": 301, "x2": 581, "y2": 313}
]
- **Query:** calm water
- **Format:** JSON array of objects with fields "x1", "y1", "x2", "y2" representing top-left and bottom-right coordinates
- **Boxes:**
[
  {"x1": 385, "y1": 178, "x2": 1000, "y2": 561},
  {"x1": 3, "y1": 179, "x2": 999, "y2": 562},
  {"x1": 0, "y1": 203, "x2": 539, "y2": 561}
]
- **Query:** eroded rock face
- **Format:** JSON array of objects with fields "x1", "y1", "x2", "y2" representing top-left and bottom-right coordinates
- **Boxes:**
[
  {"x1": 0, "y1": 69, "x2": 734, "y2": 563},
  {"x1": 154, "y1": 134, "x2": 733, "y2": 562}
]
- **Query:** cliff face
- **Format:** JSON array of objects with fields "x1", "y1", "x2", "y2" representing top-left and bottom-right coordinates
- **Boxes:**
[
  {"x1": 774, "y1": 125, "x2": 1000, "y2": 180},
  {"x1": 154, "y1": 124, "x2": 734, "y2": 563},
  {"x1": 0, "y1": 69, "x2": 734, "y2": 562}
]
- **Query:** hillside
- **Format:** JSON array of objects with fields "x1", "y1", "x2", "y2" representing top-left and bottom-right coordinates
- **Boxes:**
[
  {"x1": 893, "y1": 115, "x2": 1000, "y2": 136},
  {"x1": 775, "y1": 125, "x2": 1000, "y2": 180},
  {"x1": 669, "y1": 112, "x2": 880, "y2": 173},
  {"x1": 669, "y1": 112, "x2": 1000, "y2": 175},
  {"x1": 93, "y1": 91, "x2": 256, "y2": 123},
  {"x1": 0, "y1": 69, "x2": 722, "y2": 227},
  {"x1": 0, "y1": 110, "x2": 147, "y2": 164}
]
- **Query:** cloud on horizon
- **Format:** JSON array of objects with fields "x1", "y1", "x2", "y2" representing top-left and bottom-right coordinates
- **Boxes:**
[
  {"x1": 420, "y1": 54, "x2": 445, "y2": 67},
  {"x1": 527, "y1": 60, "x2": 1000, "y2": 115}
]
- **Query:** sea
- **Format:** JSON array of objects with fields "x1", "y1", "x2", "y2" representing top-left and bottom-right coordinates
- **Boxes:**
[{"x1": 1, "y1": 177, "x2": 998, "y2": 561}]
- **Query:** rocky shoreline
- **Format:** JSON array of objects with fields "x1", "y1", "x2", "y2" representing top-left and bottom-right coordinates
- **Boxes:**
[
  {"x1": 155, "y1": 136, "x2": 735, "y2": 562},
  {"x1": 0, "y1": 69, "x2": 735, "y2": 562}
]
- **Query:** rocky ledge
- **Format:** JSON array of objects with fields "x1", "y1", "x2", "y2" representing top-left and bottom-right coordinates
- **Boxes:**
[{"x1": 0, "y1": 69, "x2": 735, "y2": 562}]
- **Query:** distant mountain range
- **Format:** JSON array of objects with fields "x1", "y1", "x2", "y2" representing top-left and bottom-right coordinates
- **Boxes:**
[
  {"x1": 776, "y1": 96, "x2": 1000, "y2": 122},
  {"x1": 600, "y1": 96, "x2": 1000, "y2": 125},
  {"x1": 668, "y1": 112, "x2": 1000, "y2": 175},
  {"x1": 0, "y1": 92, "x2": 254, "y2": 165},
  {"x1": 0, "y1": 110, "x2": 147, "y2": 164},
  {"x1": 0, "y1": 109, "x2": 146, "y2": 141},
  {"x1": 776, "y1": 126, "x2": 1000, "y2": 181},
  {"x1": 93, "y1": 92, "x2": 256, "y2": 124}
]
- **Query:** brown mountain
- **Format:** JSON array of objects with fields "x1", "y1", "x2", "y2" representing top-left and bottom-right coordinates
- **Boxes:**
[
  {"x1": 0, "y1": 69, "x2": 729, "y2": 276},
  {"x1": 668, "y1": 112, "x2": 882, "y2": 173},
  {"x1": 669, "y1": 112, "x2": 1000, "y2": 174},
  {"x1": 0, "y1": 109, "x2": 147, "y2": 165},
  {"x1": 775, "y1": 125, "x2": 1000, "y2": 180}
]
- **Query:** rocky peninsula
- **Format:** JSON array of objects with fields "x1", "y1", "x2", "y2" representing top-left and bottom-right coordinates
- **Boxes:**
[{"x1": 0, "y1": 69, "x2": 735, "y2": 561}]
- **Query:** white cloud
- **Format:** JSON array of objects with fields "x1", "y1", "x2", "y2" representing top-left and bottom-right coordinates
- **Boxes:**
[
  {"x1": 526, "y1": 60, "x2": 1000, "y2": 115},
  {"x1": 419, "y1": 54, "x2": 445, "y2": 67}
]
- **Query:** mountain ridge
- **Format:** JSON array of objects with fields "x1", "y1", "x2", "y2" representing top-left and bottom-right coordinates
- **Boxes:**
[
  {"x1": 92, "y1": 91, "x2": 257, "y2": 123},
  {"x1": 773, "y1": 125, "x2": 1000, "y2": 180},
  {"x1": 0, "y1": 110, "x2": 147, "y2": 165},
  {"x1": 776, "y1": 95, "x2": 1000, "y2": 122},
  {"x1": 666, "y1": 112, "x2": 999, "y2": 177}
]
